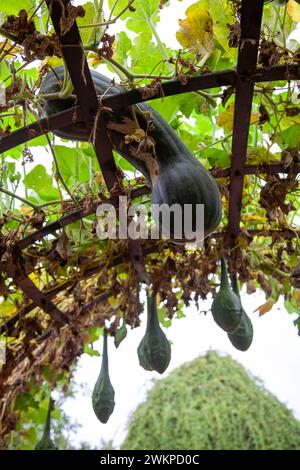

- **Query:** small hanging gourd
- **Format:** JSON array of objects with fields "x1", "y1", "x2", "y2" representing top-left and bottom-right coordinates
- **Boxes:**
[
  {"x1": 227, "y1": 276, "x2": 253, "y2": 351},
  {"x1": 92, "y1": 329, "x2": 115, "y2": 424},
  {"x1": 211, "y1": 258, "x2": 243, "y2": 332},
  {"x1": 137, "y1": 290, "x2": 171, "y2": 374},
  {"x1": 35, "y1": 397, "x2": 57, "y2": 450}
]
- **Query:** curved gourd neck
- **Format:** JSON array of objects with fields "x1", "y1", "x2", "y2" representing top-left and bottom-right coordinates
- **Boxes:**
[
  {"x1": 139, "y1": 105, "x2": 190, "y2": 167},
  {"x1": 146, "y1": 291, "x2": 160, "y2": 328},
  {"x1": 101, "y1": 330, "x2": 109, "y2": 374},
  {"x1": 220, "y1": 258, "x2": 230, "y2": 289}
]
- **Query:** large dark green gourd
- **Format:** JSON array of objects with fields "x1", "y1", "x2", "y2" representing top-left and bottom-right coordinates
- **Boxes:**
[
  {"x1": 227, "y1": 276, "x2": 253, "y2": 351},
  {"x1": 92, "y1": 329, "x2": 115, "y2": 424},
  {"x1": 35, "y1": 398, "x2": 57, "y2": 450},
  {"x1": 40, "y1": 67, "x2": 222, "y2": 241},
  {"x1": 137, "y1": 291, "x2": 171, "y2": 374},
  {"x1": 211, "y1": 258, "x2": 243, "y2": 333}
]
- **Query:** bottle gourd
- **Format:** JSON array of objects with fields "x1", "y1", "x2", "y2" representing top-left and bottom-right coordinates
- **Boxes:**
[
  {"x1": 92, "y1": 329, "x2": 115, "y2": 423},
  {"x1": 211, "y1": 258, "x2": 243, "y2": 332},
  {"x1": 40, "y1": 67, "x2": 222, "y2": 243},
  {"x1": 138, "y1": 291, "x2": 171, "y2": 374}
]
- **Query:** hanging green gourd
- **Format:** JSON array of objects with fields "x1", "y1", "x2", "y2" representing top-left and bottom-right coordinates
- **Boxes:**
[
  {"x1": 211, "y1": 258, "x2": 243, "y2": 332},
  {"x1": 137, "y1": 290, "x2": 171, "y2": 374},
  {"x1": 92, "y1": 329, "x2": 115, "y2": 424},
  {"x1": 35, "y1": 397, "x2": 57, "y2": 450},
  {"x1": 227, "y1": 276, "x2": 254, "y2": 351},
  {"x1": 40, "y1": 67, "x2": 222, "y2": 243}
]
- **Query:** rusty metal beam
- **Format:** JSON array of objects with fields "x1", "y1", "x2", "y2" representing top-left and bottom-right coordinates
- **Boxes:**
[
  {"x1": 4, "y1": 259, "x2": 69, "y2": 326},
  {"x1": 227, "y1": 0, "x2": 264, "y2": 244},
  {"x1": 2, "y1": 226, "x2": 299, "y2": 335},
  {"x1": 1, "y1": 64, "x2": 299, "y2": 155},
  {"x1": 46, "y1": 0, "x2": 118, "y2": 191},
  {"x1": 0, "y1": 107, "x2": 82, "y2": 153},
  {"x1": 15, "y1": 185, "x2": 149, "y2": 250},
  {"x1": 14, "y1": 159, "x2": 300, "y2": 252},
  {"x1": 212, "y1": 162, "x2": 300, "y2": 178}
]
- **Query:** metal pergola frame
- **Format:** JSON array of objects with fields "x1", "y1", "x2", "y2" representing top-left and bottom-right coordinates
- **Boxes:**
[{"x1": 0, "y1": 0, "x2": 300, "y2": 333}]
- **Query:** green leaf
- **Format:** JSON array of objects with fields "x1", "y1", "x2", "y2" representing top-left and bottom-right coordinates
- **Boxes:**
[
  {"x1": 0, "y1": 0, "x2": 35, "y2": 18},
  {"x1": 27, "y1": 136, "x2": 48, "y2": 147},
  {"x1": 130, "y1": 31, "x2": 166, "y2": 75},
  {"x1": 52, "y1": 145, "x2": 91, "y2": 186},
  {"x1": 23, "y1": 164, "x2": 58, "y2": 201},
  {"x1": 109, "y1": 0, "x2": 160, "y2": 34},
  {"x1": 279, "y1": 124, "x2": 300, "y2": 149},
  {"x1": 77, "y1": 2, "x2": 98, "y2": 46},
  {"x1": 127, "y1": 0, "x2": 160, "y2": 32},
  {"x1": 114, "y1": 32, "x2": 133, "y2": 64},
  {"x1": 204, "y1": 148, "x2": 230, "y2": 167},
  {"x1": 84, "y1": 344, "x2": 101, "y2": 357}
]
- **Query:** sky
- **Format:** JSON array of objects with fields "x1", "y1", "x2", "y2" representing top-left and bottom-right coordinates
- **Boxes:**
[{"x1": 59, "y1": 0, "x2": 300, "y2": 449}]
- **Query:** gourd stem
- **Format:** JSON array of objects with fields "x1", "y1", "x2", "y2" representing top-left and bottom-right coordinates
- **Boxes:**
[
  {"x1": 43, "y1": 397, "x2": 53, "y2": 438},
  {"x1": 220, "y1": 258, "x2": 230, "y2": 289},
  {"x1": 230, "y1": 274, "x2": 239, "y2": 298},
  {"x1": 148, "y1": 18, "x2": 173, "y2": 75},
  {"x1": 0, "y1": 185, "x2": 40, "y2": 211},
  {"x1": 101, "y1": 329, "x2": 109, "y2": 374},
  {"x1": 146, "y1": 291, "x2": 160, "y2": 329}
]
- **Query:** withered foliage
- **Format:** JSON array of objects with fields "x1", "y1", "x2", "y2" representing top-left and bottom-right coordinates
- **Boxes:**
[
  {"x1": 259, "y1": 174, "x2": 298, "y2": 221},
  {"x1": 1, "y1": 10, "x2": 61, "y2": 61}
]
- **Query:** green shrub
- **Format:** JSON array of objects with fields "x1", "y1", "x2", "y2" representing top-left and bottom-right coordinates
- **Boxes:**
[{"x1": 123, "y1": 352, "x2": 300, "y2": 450}]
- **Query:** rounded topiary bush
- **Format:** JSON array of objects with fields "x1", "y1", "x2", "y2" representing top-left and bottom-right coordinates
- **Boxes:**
[{"x1": 122, "y1": 352, "x2": 300, "y2": 450}]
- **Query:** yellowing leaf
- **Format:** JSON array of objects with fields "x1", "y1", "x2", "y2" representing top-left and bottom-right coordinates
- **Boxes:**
[
  {"x1": 39, "y1": 57, "x2": 63, "y2": 72},
  {"x1": 287, "y1": 0, "x2": 300, "y2": 22},
  {"x1": 88, "y1": 52, "x2": 102, "y2": 67},
  {"x1": 295, "y1": 288, "x2": 300, "y2": 307},
  {"x1": 0, "y1": 300, "x2": 17, "y2": 317},
  {"x1": 243, "y1": 214, "x2": 266, "y2": 224},
  {"x1": 176, "y1": 2, "x2": 214, "y2": 57},
  {"x1": 0, "y1": 42, "x2": 21, "y2": 55},
  {"x1": 255, "y1": 298, "x2": 276, "y2": 317},
  {"x1": 246, "y1": 147, "x2": 280, "y2": 165},
  {"x1": 20, "y1": 207, "x2": 34, "y2": 216},
  {"x1": 216, "y1": 101, "x2": 259, "y2": 132},
  {"x1": 108, "y1": 296, "x2": 123, "y2": 309}
]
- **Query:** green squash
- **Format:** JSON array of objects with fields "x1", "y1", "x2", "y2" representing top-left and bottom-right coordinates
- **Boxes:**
[
  {"x1": 227, "y1": 276, "x2": 254, "y2": 351},
  {"x1": 40, "y1": 67, "x2": 222, "y2": 242},
  {"x1": 138, "y1": 291, "x2": 171, "y2": 374},
  {"x1": 35, "y1": 398, "x2": 57, "y2": 450},
  {"x1": 211, "y1": 258, "x2": 243, "y2": 332},
  {"x1": 150, "y1": 112, "x2": 222, "y2": 243},
  {"x1": 92, "y1": 330, "x2": 115, "y2": 424}
]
